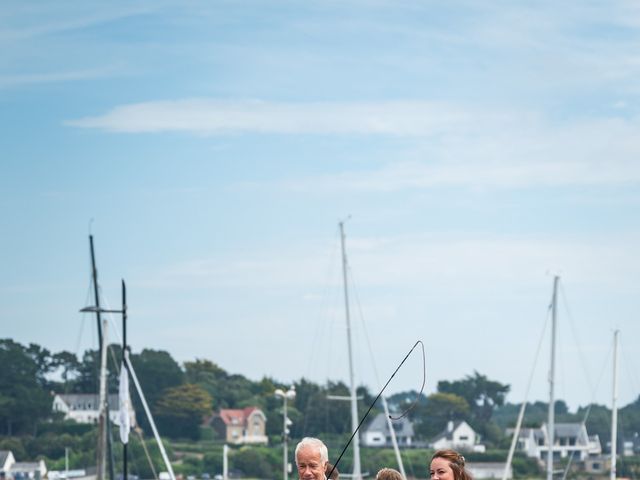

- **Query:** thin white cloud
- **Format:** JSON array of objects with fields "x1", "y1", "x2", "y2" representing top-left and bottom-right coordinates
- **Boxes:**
[
  {"x1": 67, "y1": 99, "x2": 487, "y2": 135},
  {"x1": 0, "y1": 66, "x2": 120, "y2": 88},
  {"x1": 68, "y1": 98, "x2": 640, "y2": 189}
]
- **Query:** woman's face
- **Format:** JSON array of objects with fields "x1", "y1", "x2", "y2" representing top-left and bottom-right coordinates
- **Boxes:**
[{"x1": 430, "y1": 457, "x2": 454, "y2": 480}]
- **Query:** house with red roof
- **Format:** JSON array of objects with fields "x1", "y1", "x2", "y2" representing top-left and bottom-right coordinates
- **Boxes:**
[{"x1": 209, "y1": 407, "x2": 268, "y2": 445}]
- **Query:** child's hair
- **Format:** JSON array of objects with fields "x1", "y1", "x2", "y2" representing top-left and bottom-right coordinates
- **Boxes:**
[
  {"x1": 431, "y1": 450, "x2": 472, "y2": 480},
  {"x1": 375, "y1": 468, "x2": 403, "y2": 480}
]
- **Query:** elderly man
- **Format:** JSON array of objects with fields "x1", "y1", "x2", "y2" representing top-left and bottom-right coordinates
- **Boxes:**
[{"x1": 295, "y1": 437, "x2": 329, "y2": 480}]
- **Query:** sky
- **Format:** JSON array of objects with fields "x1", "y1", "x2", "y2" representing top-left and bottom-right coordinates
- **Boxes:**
[{"x1": 1, "y1": 0, "x2": 639, "y2": 412}]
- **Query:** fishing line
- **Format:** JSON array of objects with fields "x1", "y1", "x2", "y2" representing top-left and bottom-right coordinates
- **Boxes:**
[{"x1": 327, "y1": 340, "x2": 426, "y2": 480}]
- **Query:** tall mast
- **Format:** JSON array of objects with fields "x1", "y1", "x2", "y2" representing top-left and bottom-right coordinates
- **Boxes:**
[
  {"x1": 547, "y1": 275, "x2": 559, "y2": 480},
  {"x1": 97, "y1": 318, "x2": 109, "y2": 480},
  {"x1": 90, "y1": 236, "x2": 109, "y2": 480},
  {"x1": 610, "y1": 330, "x2": 619, "y2": 480},
  {"x1": 339, "y1": 221, "x2": 362, "y2": 480},
  {"x1": 122, "y1": 280, "x2": 128, "y2": 480},
  {"x1": 90, "y1": 236, "x2": 103, "y2": 353}
]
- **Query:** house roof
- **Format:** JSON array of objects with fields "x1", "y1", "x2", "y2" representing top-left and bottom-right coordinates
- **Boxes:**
[
  {"x1": 364, "y1": 413, "x2": 414, "y2": 437},
  {"x1": 56, "y1": 394, "x2": 120, "y2": 410},
  {"x1": 516, "y1": 423, "x2": 588, "y2": 441},
  {"x1": 0, "y1": 451, "x2": 13, "y2": 468},
  {"x1": 553, "y1": 423, "x2": 584, "y2": 437},
  {"x1": 56, "y1": 393, "x2": 120, "y2": 411},
  {"x1": 217, "y1": 407, "x2": 262, "y2": 426}
]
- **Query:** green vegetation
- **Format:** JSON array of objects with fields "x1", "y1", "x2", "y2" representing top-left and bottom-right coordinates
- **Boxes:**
[{"x1": 2, "y1": 338, "x2": 640, "y2": 479}]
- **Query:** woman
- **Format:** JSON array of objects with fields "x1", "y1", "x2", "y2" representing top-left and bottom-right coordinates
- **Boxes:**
[{"x1": 429, "y1": 450, "x2": 472, "y2": 480}]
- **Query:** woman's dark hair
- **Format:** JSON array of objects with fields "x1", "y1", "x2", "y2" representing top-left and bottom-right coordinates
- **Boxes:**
[
  {"x1": 326, "y1": 463, "x2": 339, "y2": 480},
  {"x1": 431, "y1": 449, "x2": 472, "y2": 480}
]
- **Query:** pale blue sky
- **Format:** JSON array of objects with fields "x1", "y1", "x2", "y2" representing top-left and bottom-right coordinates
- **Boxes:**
[{"x1": 2, "y1": 1, "x2": 639, "y2": 410}]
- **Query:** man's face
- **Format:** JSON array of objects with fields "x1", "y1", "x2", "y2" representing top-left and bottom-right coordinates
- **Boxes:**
[{"x1": 296, "y1": 445, "x2": 326, "y2": 480}]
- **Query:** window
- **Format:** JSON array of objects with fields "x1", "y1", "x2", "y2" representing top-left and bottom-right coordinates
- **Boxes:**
[{"x1": 459, "y1": 436, "x2": 469, "y2": 441}]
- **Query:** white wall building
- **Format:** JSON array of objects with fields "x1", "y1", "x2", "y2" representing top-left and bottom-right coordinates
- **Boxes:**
[
  {"x1": 0, "y1": 451, "x2": 47, "y2": 480},
  {"x1": 467, "y1": 462, "x2": 512, "y2": 479},
  {"x1": 508, "y1": 423, "x2": 601, "y2": 461},
  {"x1": 430, "y1": 421, "x2": 485, "y2": 452},
  {"x1": 52, "y1": 393, "x2": 136, "y2": 427},
  {"x1": 10, "y1": 461, "x2": 47, "y2": 480},
  {"x1": 0, "y1": 451, "x2": 16, "y2": 475}
]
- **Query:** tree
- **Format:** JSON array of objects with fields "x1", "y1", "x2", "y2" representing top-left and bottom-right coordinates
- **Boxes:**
[
  {"x1": 293, "y1": 381, "x2": 353, "y2": 437},
  {"x1": 232, "y1": 447, "x2": 278, "y2": 479},
  {"x1": 0, "y1": 339, "x2": 52, "y2": 435},
  {"x1": 387, "y1": 390, "x2": 428, "y2": 414},
  {"x1": 185, "y1": 359, "x2": 227, "y2": 387},
  {"x1": 51, "y1": 351, "x2": 81, "y2": 387},
  {"x1": 438, "y1": 371, "x2": 510, "y2": 423},
  {"x1": 155, "y1": 383, "x2": 212, "y2": 439},
  {"x1": 130, "y1": 349, "x2": 185, "y2": 433},
  {"x1": 411, "y1": 392, "x2": 470, "y2": 438},
  {"x1": 73, "y1": 346, "x2": 121, "y2": 394},
  {"x1": 131, "y1": 349, "x2": 185, "y2": 405}
]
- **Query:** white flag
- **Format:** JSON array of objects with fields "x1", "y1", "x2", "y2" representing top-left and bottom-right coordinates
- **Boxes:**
[{"x1": 119, "y1": 364, "x2": 131, "y2": 444}]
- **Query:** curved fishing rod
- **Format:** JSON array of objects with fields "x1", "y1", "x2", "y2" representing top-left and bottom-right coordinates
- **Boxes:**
[{"x1": 327, "y1": 340, "x2": 426, "y2": 480}]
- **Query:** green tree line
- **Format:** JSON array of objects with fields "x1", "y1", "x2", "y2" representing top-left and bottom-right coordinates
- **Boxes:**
[{"x1": 2, "y1": 337, "x2": 640, "y2": 479}]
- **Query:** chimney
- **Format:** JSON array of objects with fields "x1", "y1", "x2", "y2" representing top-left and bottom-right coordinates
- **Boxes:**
[{"x1": 447, "y1": 421, "x2": 454, "y2": 433}]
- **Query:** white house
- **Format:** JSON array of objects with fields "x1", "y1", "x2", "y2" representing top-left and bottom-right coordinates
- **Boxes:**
[
  {"x1": 508, "y1": 422, "x2": 601, "y2": 461},
  {"x1": 467, "y1": 462, "x2": 512, "y2": 480},
  {"x1": 9, "y1": 461, "x2": 47, "y2": 480},
  {"x1": 0, "y1": 452, "x2": 47, "y2": 480},
  {"x1": 430, "y1": 421, "x2": 485, "y2": 452},
  {"x1": 362, "y1": 413, "x2": 415, "y2": 447},
  {"x1": 52, "y1": 393, "x2": 136, "y2": 427},
  {"x1": 0, "y1": 451, "x2": 16, "y2": 475}
]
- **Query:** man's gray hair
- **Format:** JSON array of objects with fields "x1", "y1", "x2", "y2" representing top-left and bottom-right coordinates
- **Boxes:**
[{"x1": 295, "y1": 437, "x2": 329, "y2": 465}]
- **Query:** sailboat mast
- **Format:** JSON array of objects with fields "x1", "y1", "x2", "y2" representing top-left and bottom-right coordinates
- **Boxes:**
[
  {"x1": 98, "y1": 318, "x2": 109, "y2": 480},
  {"x1": 90, "y1": 236, "x2": 104, "y2": 349},
  {"x1": 339, "y1": 222, "x2": 362, "y2": 480},
  {"x1": 89, "y1": 236, "x2": 116, "y2": 480},
  {"x1": 547, "y1": 275, "x2": 559, "y2": 480},
  {"x1": 90, "y1": 236, "x2": 109, "y2": 480},
  {"x1": 122, "y1": 280, "x2": 128, "y2": 480},
  {"x1": 610, "y1": 330, "x2": 619, "y2": 480}
]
